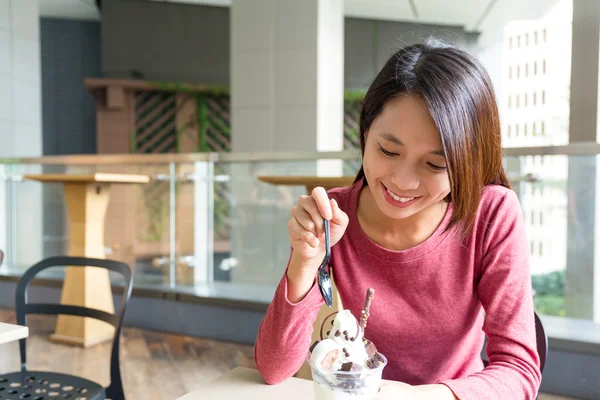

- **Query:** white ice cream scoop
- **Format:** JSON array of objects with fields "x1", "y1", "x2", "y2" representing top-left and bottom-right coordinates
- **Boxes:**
[{"x1": 309, "y1": 310, "x2": 369, "y2": 379}]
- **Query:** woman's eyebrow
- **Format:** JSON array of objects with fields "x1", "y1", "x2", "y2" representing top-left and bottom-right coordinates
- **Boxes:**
[
  {"x1": 379, "y1": 132, "x2": 444, "y2": 156},
  {"x1": 379, "y1": 132, "x2": 403, "y2": 145}
]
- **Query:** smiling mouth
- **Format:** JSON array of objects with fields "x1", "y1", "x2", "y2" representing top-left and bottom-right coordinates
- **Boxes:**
[{"x1": 384, "y1": 185, "x2": 420, "y2": 203}]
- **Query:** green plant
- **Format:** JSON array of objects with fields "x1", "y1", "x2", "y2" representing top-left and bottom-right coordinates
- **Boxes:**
[
  {"x1": 532, "y1": 270, "x2": 566, "y2": 316},
  {"x1": 134, "y1": 81, "x2": 367, "y2": 244},
  {"x1": 534, "y1": 294, "x2": 565, "y2": 317}
]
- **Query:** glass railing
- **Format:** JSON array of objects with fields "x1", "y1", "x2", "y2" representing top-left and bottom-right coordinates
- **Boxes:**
[
  {"x1": 0, "y1": 151, "x2": 360, "y2": 304},
  {"x1": 504, "y1": 149, "x2": 598, "y2": 322},
  {"x1": 0, "y1": 146, "x2": 599, "y2": 323}
]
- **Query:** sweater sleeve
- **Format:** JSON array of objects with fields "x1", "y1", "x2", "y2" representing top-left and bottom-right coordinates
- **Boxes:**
[
  {"x1": 442, "y1": 190, "x2": 542, "y2": 400},
  {"x1": 254, "y1": 251, "x2": 325, "y2": 385}
]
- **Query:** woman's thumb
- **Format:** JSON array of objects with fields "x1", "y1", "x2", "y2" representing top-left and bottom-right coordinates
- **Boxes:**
[{"x1": 330, "y1": 198, "x2": 348, "y2": 226}]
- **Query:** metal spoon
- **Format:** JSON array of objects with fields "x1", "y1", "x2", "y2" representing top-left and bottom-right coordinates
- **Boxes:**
[{"x1": 317, "y1": 218, "x2": 333, "y2": 307}]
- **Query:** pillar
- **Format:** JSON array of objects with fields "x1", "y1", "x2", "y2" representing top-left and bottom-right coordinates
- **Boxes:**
[{"x1": 0, "y1": 0, "x2": 43, "y2": 269}]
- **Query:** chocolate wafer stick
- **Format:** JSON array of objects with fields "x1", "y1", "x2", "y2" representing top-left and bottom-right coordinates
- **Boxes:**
[{"x1": 359, "y1": 288, "x2": 375, "y2": 330}]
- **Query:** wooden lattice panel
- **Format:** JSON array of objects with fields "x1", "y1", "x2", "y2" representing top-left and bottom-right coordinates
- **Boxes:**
[
  {"x1": 134, "y1": 91, "x2": 178, "y2": 154},
  {"x1": 343, "y1": 99, "x2": 363, "y2": 174},
  {"x1": 199, "y1": 95, "x2": 231, "y2": 152}
]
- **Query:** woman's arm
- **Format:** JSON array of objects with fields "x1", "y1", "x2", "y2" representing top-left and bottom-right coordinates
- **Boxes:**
[
  {"x1": 378, "y1": 382, "x2": 459, "y2": 399},
  {"x1": 256, "y1": 187, "x2": 349, "y2": 384},
  {"x1": 254, "y1": 251, "x2": 324, "y2": 384},
  {"x1": 441, "y1": 190, "x2": 542, "y2": 399}
]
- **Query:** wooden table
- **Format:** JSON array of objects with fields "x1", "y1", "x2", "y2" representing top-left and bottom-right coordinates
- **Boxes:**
[
  {"x1": 0, "y1": 322, "x2": 28, "y2": 345},
  {"x1": 257, "y1": 176, "x2": 356, "y2": 194},
  {"x1": 177, "y1": 367, "x2": 316, "y2": 400},
  {"x1": 23, "y1": 173, "x2": 150, "y2": 347}
]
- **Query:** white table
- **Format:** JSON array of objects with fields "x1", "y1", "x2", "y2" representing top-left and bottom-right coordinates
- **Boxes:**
[
  {"x1": 0, "y1": 322, "x2": 28, "y2": 344},
  {"x1": 177, "y1": 367, "x2": 315, "y2": 400}
]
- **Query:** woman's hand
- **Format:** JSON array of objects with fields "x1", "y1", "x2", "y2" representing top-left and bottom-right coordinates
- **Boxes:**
[
  {"x1": 285, "y1": 186, "x2": 349, "y2": 303},
  {"x1": 288, "y1": 187, "x2": 349, "y2": 265},
  {"x1": 376, "y1": 381, "x2": 416, "y2": 399},
  {"x1": 376, "y1": 382, "x2": 459, "y2": 400}
]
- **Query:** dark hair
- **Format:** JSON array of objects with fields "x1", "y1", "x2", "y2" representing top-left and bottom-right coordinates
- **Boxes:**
[{"x1": 355, "y1": 39, "x2": 511, "y2": 237}]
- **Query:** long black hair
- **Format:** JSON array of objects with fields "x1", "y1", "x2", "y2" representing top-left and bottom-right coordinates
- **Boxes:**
[{"x1": 355, "y1": 39, "x2": 510, "y2": 237}]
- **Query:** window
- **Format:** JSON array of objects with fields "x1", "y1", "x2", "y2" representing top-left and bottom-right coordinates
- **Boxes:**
[
  {"x1": 507, "y1": 125, "x2": 512, "y2": 137},
  {"x1": 509, "y1": 37, "x2": 513, "y2": 49},
  {"x1": 533, "y1": 92, "x2": 537, "y2": 105},
  {"x1": 534, "y1": 61, "x2": 537, "y2": 75},
  {"x1": 525, "y1": 93, "x2": 528, "y2": 107},
  {"x1": 508, "y1": 96, "x2": 512, "y2": 108},
  {"x1": 539, "y1": 241, "x2": 543, "y2": 256},
  {"x1": 524, "y1": 123, "x2": 528, "y2": 136},
  {"x1": 518, "y1": 36, "x2": 521, "y2": 48},
  {"x1": 540, "y1": 212, "x2": 544, "y2": 225},
  {"x1": 525, "y1": 33, "x2": 529, "y2": 47},
  {"x1": 517, "y1": 65, "x2": 520, "y2": 79},
  {"x1": 530, "y1": 241, "x2": 535, "y2": 254},
  {"x1": 509, "y1": 66, "x2": 512, "y2": 80},
  {"x1": 525, "y1": 63, "x2": 529, "y2": 77},
  {"x1": 533, "y1": 121, "x2": 537, "y2": 135},
  {"x1": 535, "y1": 31, "x2": 538, "y2": 45},
  {"x1": 516, "y1": 94, "x2": 520, "y2": 108},
  {"x1": 543, "y1": 29, "x2": 547, "y2": 42},
  {"x1": 516, "y1": 124, "x2": 520, "y2": 136},
  {"x1": 543, "y1": 59, "x2": 547, "y2": 74},
  {"x1": 542, "y1": 90, "x2": 546, "y2": 104},
  {"x1": 541, "y1": 120, "x2": 546, "y2": 135},
  {"x1": 531, "y1": 211, "x2": 535, "y2": 224}
]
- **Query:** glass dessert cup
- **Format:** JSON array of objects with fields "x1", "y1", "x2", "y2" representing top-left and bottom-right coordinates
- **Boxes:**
[{"x1": 307, "y1": 352, "x2": 388, "y2": 400}]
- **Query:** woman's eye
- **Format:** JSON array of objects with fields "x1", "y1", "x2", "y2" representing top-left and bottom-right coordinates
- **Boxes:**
[
  {"x1": 427, "y1": 162, "x2": 447, "y2": 171},
  {"x1": 377, "y1": 144, "x2": 397, "y2": 157}
]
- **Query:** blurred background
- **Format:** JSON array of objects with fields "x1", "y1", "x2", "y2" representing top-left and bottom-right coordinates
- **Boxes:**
[{"x1": 0, "y1": 0, "x2": 598, "y2": 399}]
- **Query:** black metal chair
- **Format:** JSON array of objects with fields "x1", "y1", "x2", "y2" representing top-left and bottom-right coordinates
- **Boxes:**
[
  {"x1": 532, "y1": 311, "x2": 548, "y2": 372},
  {"x1": 482, "y1": 311, "x2": 548, "y2": 372},
  {"x1": 0, "y1": 256, "x2": 133, "y2": 400}
]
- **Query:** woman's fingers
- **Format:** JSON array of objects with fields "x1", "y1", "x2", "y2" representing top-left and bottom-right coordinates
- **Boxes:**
[
  {"x1": 295, "y1": 192, "x2": 329, "y2": 237},
  {"x1": 311, "y1": 187, "x2": 332, "y2": 220},
  {"x1": 288, "y1": 215, "x2": 320, "y2": 248},
  {"x1": 288, "y1": 187, "x2": 348, "y2": 253},
  {"x1": 330, "y1": 198, "x2": 349, "y2": 227},
  {"x1": 291, "y1": 205, "x2": 319, "y2": 236}
]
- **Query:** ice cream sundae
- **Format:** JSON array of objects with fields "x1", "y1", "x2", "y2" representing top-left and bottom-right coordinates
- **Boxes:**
[{"x1": 308, "y1": 288, "x2": 387, "y2": 400}]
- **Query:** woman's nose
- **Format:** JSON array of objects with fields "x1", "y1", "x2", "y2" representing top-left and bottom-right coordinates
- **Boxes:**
[{"x1": 390, "y1": 165, "x2": 420, "y2": 191}]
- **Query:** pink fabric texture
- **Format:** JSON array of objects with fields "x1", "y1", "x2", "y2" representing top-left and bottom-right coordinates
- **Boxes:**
[{"x1": 254, "y1": 179, "x2": 541, "y2": 399}]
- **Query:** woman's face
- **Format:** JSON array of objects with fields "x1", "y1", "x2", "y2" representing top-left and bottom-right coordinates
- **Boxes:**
[{"x1": 362, "y1": 95, "x2": 451, "y2": 221}]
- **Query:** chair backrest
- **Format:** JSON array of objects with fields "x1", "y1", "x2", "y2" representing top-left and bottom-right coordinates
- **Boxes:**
[
  {"x1": 482, "y1": 311, "x2": 548, "y2": 373},
  {"x1": 534, "y1": 311, "x2": 548, "y2": 372},
  {"x1": 15, "y1": 256, "x2": 133, "y2": 400}
]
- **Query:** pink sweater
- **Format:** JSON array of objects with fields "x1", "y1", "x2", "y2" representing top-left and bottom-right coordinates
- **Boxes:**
[{"x1": 254, "y1": 180, "x2": 542, "y2": 399}]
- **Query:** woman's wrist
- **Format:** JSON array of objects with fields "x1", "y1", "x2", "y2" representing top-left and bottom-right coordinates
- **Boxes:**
[
  {"x1": 286, "y1": 254, "x2": 319, "y2": 303},
  {"x1": 413, "y1": 384, "x2": 459, "y2": 399}
]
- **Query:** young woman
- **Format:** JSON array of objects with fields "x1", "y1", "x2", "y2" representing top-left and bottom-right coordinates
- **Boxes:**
[{"x1": 254, "y1": 39, "x2": 541, "y2": 400}]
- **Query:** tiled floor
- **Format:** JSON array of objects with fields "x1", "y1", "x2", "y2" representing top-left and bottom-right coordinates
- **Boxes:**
[{"x1": 0, "y1": 309, "x2": 581, "y2": 399}]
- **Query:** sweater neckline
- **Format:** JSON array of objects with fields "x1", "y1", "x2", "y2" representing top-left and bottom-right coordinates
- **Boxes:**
[{"x1": 346, "y1": 178, "x2": 454, "y2": 262}]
